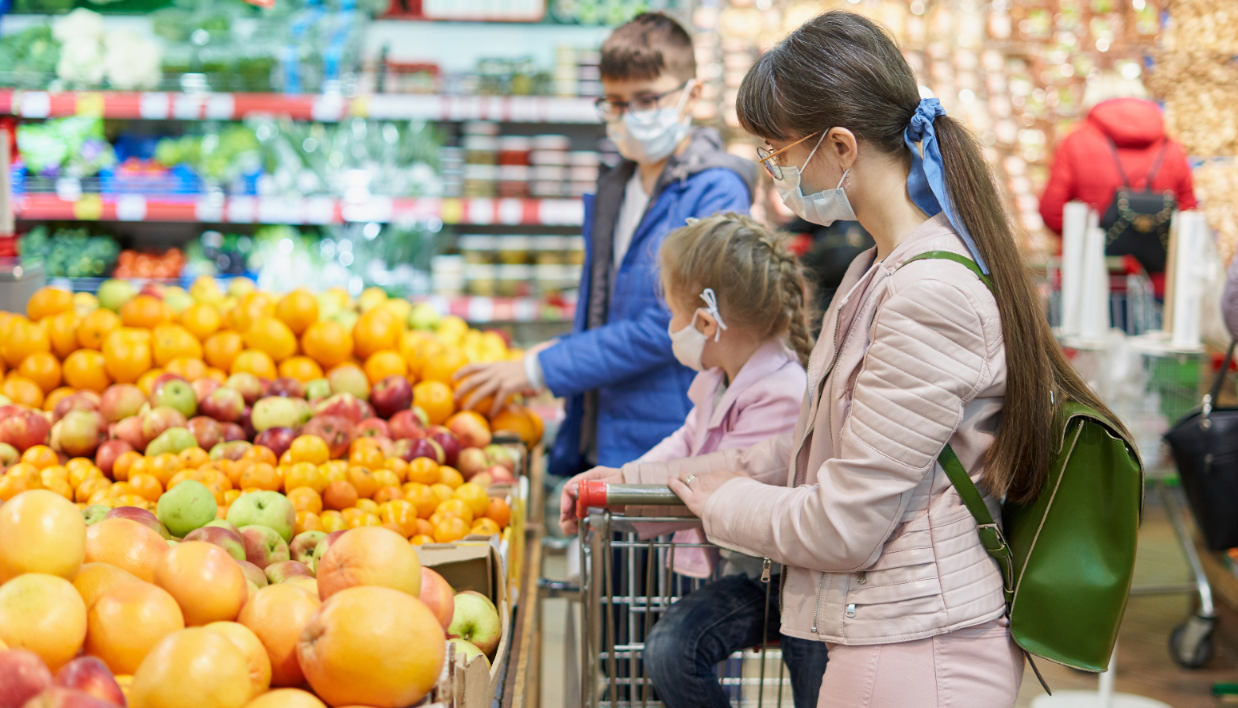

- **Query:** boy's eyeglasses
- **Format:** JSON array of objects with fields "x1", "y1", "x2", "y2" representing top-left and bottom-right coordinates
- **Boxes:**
[
  {"x1": 595, "y1": 81, "x2": 691, "y2": 122},
  {"x1": 755, "y1": 131, "x2": 822, "y2": 180}
]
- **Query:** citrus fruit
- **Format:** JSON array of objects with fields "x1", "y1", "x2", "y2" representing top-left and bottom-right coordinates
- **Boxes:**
[
  {"x1": 295, "y1": 511, "x2": 323, "y2": 535},
  {"x1": 103, "y1": 329, "x2": 152, "y2": 384},
  {"x1": 154, "y1": 541, "x2": 248, "y2": 626},
  {"x1": 2, "y1": 374, "x2": 44, "y2": 409},
  {"x1": 406, "y1": 458, "x2": 440, "y2": 486},
  {"x1": 238, "y1": 584, "x2": 321, "y2": 687},
  {"x1": 316, "y1": 526, "x2": 422, "y2": 602},
  {"x1": 278, "y1": 356, "x2": 324, "y2": 383},
  {"x1": 63, "y1": 349, "x2": 112, "y2": 393},
  {"x1": 245, "y1": 317, "x2": 298, "y2": 362},
  {"x1": 364, "y1": 350, "x2": 407, "y2": 385},
  {"x1": 290, "y1": 435, "x2": 330, "y2": 465},
  {"x1": 433, "y1": 516, "x2": 469, "y2": 543},
  {"x1": 297, "y1": 586, "x2": 445, "y2": 708},
  {"x1": 453, "y1": 483, "x2": 490, "y2": 517},
  {"x1": 72, "y1": 562, "x2": 143, "y2": 609},
  {"x1": 180, "y1": 302, "x2": 222, "y2": 342},
  {"x1": 413, "y1": 380, "x2": 455, "y2": 425},
  {"x1": 152, "y1": 323, "x2": 204, "y2": 366},
  {"x1": 242, "y1": 688, "x2": 326, "y2": 708},
  {"x1": 0, "y1": 489, "x2": 86, "y2": 582},
  {"x1": 275, "y1": 289, "x2": 319, "y2": 336},
  {"x1": 420, "y1": 348, "x2": 469, "y2": 386},
  {"x1": 471, "y1": 518, "x2": 501, "y2": 536},
  {"x1": 402, "y1": 483, "x2": 437, "y2": 518},
  {"x1": 77, "y1": 307, "x2": 121, "y2": 350},
  {"x1": 120, "y1": 295, "x2": 174, "y2": 329},
  {"x1": 380, "y1": 499, "x2": 418, "y2": 537},
  {"x1": 402, "y1": 337, "x2": 444, "y2": 378},
  {"x1": 129, "y1": 628, "x2": 252, "y2": 708},
  {"x1": 227, "y1": 293, "x2": 276, "y2": 334},
  {"x1": 352, "y1": 308, "x2": 400, "y2": 360},
  {"x1": 485, "y1": 498, "x2": 512, "y2": 528},
  {"x1": 84, "y1": 517, "x2": 170, "y2": 582},
  {"x1": 435, "y1": 498, "x2": 474, "y2": 525},
  {"x1": 17, "y1": 351, "x2": 61, "y2": 394},
  {"x1": 204, "y1": 622, "x2": 273, "y2": 701},
  {"x1": 46, "y1": 310, "x2": 80, "y2": 359},
  {"x1": 438, "y1": 466, "x2": 464, "y2": 489},
  {"x1": 286, "y1": 487, "x2": 323, "y2": 514},
  {"x1": 491, "y1": 405, "x2": 543, "y2": 445},
  {"x1": 0, "y1": 573, "x2": 88, "y2": 670},
  {"x1": 204, "y1": 331, "x2": 246, "y2": 371},
  {"x1": 85, "y1": 580, "x2": 186, "y2": 675},
  {"x1": 165, "y1": 357, "x2": 209, "y2": 382},
  {"x1": 136, "y1": 367, "x2": 166, "y2": 396},
  {"x1": 231, "y1": 349, "x2": 277, "y2": 379},
  {"x1": 301, "y1": 321, "x2": 353, "y2": 368},
  {"x1": 27, "y1": 287, "x2": 74, "y2": 321},
  {"x1": 322, "y1": 480, "x2": 358, "y2": 511},
  {"x1": 2, "y1": 317, "x2": 51, "y2": 368}
]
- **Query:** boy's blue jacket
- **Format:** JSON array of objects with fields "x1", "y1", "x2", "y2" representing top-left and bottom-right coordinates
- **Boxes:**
[{"x1": 539, "y1": 128, "x2": 756, "y2": 477}]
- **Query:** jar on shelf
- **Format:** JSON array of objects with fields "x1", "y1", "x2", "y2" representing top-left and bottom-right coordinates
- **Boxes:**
[
  {"x1": 458, "y1": 235, "x2": 497, "y2": 264},
  {"x1": 432, "y1": 255, "x2": 465, "y2": 296},
  {"x1": 498, "y1": 165, "x2": 531, "y2": 198},
  {"x1": 463, "y1": 135, "x2": 499, "y2": 166},
  {"x1": 465, "y1": 263, "x2": 498, "y2": 297},
  {"x1": 497, "y1": 264, "x2": 536, "y2": 297},
  {"x1": 498, "y1": 136, "x2": 532, "y2": 166},
  {"x1": 534, "y1": 235, "x2": 568, "y2": 265},
  {"x1": 463, "y1": 164, "x2": 498, "y2": 198},
  {"x1": 497, "y1": 236, "x2": 533, "y2": 265}
]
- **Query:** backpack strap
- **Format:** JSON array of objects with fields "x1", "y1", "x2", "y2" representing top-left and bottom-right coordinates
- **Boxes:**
[{"x1": 900, "y1": 251, "x2": 993, "y2": 289}]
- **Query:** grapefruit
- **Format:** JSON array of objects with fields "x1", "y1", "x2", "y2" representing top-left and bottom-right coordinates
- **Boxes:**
[
  {"x1": 204, "y1": 622, "x2": 273, "y2": 700},
  {"x1": 242, "y1": 689, "x2": 327, "y2": 708},
  {"x1": 0, "y1": 489, "x2": 86, "y2": 583},
  {"x1": 129, "y1": 628, "x2": 251, "y2": 708},
  {"x1": 153, "y1": 541, "x2": 247, "y2": 626},
  {"x1": 315, "y1": 526, "x2": 421, "y2": 601},
  {"x1": 297, "y1": 586, "x2": 445, "y2": 708},
  {"x1": 85, "y1": 580, "x2": 185, "y2": 675},
  {"x1": 237, "y1": 584, "x2": 321, "y2": 687},
  {"x1": 72, "y1": 562, "x2": 144, "y2": 609},
  {"x1": 84, "y1": 518, "x2": 170, "y2": 582},
  {"x1": 0, "y1": 573, "x2": 88, "y2": 670}
]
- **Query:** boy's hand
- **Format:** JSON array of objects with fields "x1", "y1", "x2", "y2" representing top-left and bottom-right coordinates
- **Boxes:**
[
  {"x1": 453, "y1": 340, "x2": 555, "y2": 417},
  {"x1": 560, "y1": 466, "x2": 625, "y2": 535}
]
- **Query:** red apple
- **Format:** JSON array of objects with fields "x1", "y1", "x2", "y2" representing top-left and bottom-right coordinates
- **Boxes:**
[
  {"x1": 469, "y1": 471, "x2": 493, "y2": 488},
  {"x1": 139, "y1": 282, "x2": 166, "y2": 300},
  {"x1": 240, "y1": 406, "x2": 255, "y2": 441},
  {"x1": 200, "y1": 387, "x2": 244, "y2": 424},
  {"x1": 149, "y1": 372, "x2": 187, "y2": 393},
  {"x1": 50, "y1": 410, "x2": 104, "y2": 458},
  {"x1": 23, "y1": 687, "x2": 118, "y2": 708},
  {"x1": 209, "y1": 440, "x2": 252, "y2": 461},
  {"x1": 457, "y1": 447, "x2": 489, "y2": 480},
  {"x1": 52, "y1": 656, "x2": 124, "y2": 706},
  {"x1": 186, "y1": 417, "x2": 222, "y2": 451},
  {"x1": 354, "y1": 418, "x2": 391, "y2": 439},
  {"x1": 253, "y1": 427, "x2": 296, "y2": 459},
  {"x1": 419, "y1": 568, "x2": 456, "y2": 632},
  {"x1": 191, "y1": 377, "x2": 220, "y2": 403},
  {"x1": 109, "y1": 416, "x2": 148, "y2": 453},
  {"x1": 264, "y1": 560, "x2": 312, "y2": 584},
  {"x1": 224, "y1": 373, "x2": 263, "y2": 406},
  {"x1": 99, "y1": 384, "x2": 146, "y2": 424},
  {"x1": 0, "y1": 406, "x2": 52, "y2": 452},
  {"x1": 0, "y1": 648, "x2": 53, "y2": 708},
  {"x1": 370, "y1": 375, "x2": 412, "y2": 419},
  {"x1": 141, "y1": 406, "x2": 187, "y2": 442},
  {"x1": 239, "y1": 525, "x2": 289, "y2": 569},
  {"x1": 313, "y1": 392, "x2": 368, "y2": 424},
  {"x1": 299, "y1": 416, "x2": 354, "y2": 459},
  {"x1": 267, "y1": 377, "x2": 305, "y2": 399},
  {"x1": 484, "y1": 444, "x2": 516, "y2": 472},
  {"x1": 428, "y1": 426, "x2": 460, "y2": 467},
  {"x1": 397, "y1": 437, "x2": 443, "y2": 464},
  {"x1": 447, "y1": 414, "x2": 491, "y2": 449},
  {"x1": 104, "y1": 506, "x2": 165, "y2": 537},
  {"x1": 51, "y1": 391, "x2": 100, "y2": 424},
  {"x1": 219, "y1": 422, "x2": 246, "y2": 442},
  {"x1": 236, "y1": 560, "x2": 268, "y2": 589},
  {"x1": 388, "y1": 409, "x2": 427, "y2": 441},
  {"x1": 487, "y1": 464, "x2": 515, "y2": 485},
  {"x1": 183, "y1": 524, "x2": 245, "y2": 562},
  {"x1": 94, "y1": 440, "x2": 133, "y2": 478}
]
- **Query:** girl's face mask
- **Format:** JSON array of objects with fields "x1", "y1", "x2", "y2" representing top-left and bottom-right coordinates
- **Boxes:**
[{"x1": 668, "y1": 288, "x2": 727, "y2": 372}]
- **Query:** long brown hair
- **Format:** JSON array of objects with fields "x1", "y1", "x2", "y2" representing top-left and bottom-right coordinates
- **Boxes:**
[
  {"x1": 735, "y1": 11, "x2": 1125, "y2": 503},
  {"x1": 661, "y1": 213, "x2": 815, "y2": 367}
]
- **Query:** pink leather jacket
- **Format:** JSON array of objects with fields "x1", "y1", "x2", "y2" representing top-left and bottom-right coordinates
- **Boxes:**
[{"x1": 620, "y1": 214, "x2": 1008, "y2": 646}]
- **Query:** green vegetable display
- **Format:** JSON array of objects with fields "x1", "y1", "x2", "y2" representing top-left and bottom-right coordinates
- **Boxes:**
[{"x1": 19, "y1": 227, "x2": 122, "y2": 279}]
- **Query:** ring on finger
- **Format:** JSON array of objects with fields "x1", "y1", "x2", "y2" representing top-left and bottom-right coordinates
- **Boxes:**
[{"x1": 685, "y1": 474, "x2": 696, "y2": 486}]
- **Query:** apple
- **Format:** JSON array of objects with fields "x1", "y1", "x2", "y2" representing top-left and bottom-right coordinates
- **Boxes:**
[
  {"x1": 327, "y1": 365, "x2": 369, "y2": 401},
  {"x1": 484, "y1": 444, "x2": 516, "y2": 472},
  {"x1": 0, "y1": 649, "x2": 53, "y2": 708},
  {"x1": 388, "y1": 409, "x2": 426, "y2": 441},
  {"x1": 308, "y1": 529, "x2": 347, "y2": 574},
  {"x1": 227, "y1": 491, "x2": 296, "y2": 542},
  {"x1": 354, "y1": 418, "x2": 391, "y2": 439},
  {"x1": 149, "y1": 372, "x2": 186, "y2": 393},
  {"x1": 253, "y1": 427, "x2": 296, "y2": 459},
  {"x1": 109, "y1": 416, "x2": 148, "y2": 452},
  {"x1": 237, "y1": 560, "x2": 268, "y2": 589},
  {"x1": 224, "y1": 373, "x2": 263, "y2": 406},
  {"x1": 104, "y1": 506, "x2": 168, "y2": 537},
  {"x1": 299, "y1": 415, "x2": 354, "y2": 459},
  {"x1": 21, "y1": 687, "x2": 119, "y2": 708},
  {"x1": 370, "y1": 375, "x2": 413, "y2": 419},
  {"x1": 204, "y1": 518, "x2": 241, "y2": 534},
  {"x1": 0, "y1": 443, "x2": 17, "y2": 467},
  {"x1": 264, "y1": 560, "x2": 312, "y2": 584},
  {"x1": 99, "y1": 384, "x2": 146, "y2": 423},
  {"x1": 96, "y1": 279, "x2": 136, "y2": 312},
  {"x1": 51, "y1": 391, "x2": 100, "y2": 424},
  {"x1": 420, "y1": 568, "x2": 455, "y2": 632},
  {"x1": 183, "y1": 524, "x2": 246, "y2": 562},
  {"x1": 53, "y1": 410, "x2": 105, "y2": 458},
  {"x1": 447, "y1": 414, "x2": 491, "y2": 449},
  {"x1": 369, "y1": 435, "x2": 396, "y2": 459},
  {"x1": 144, "y1": 427, "x2": 198, "y2": 458},
  {"x1": 209, "y1": 440, "x2": 252, "y2": 461},
  {"x1": 411, "y1": 407, "x2": 430, "y2": 427},
  {"x1": 157, "y1": 479, "x2": 218, "y2": 537},
  {"x1": 429, "y1": 427, "x2": 461, "y2": 467},
  {"x1": 151, "y1": 379, "x2": 196, "y2": 419},
  {"x1": 487, "y1": 464, "x2": 516, "y2": 485},
  {"x1": 252, "y1": 396, "x2": 312, "y2": 432},
  {"x1": 282, "y1": 575, "x2": 319, "y2": 596},
  {"x1": 238, "y1": 525, "x2": 290, "y2": 569},
  {"x1": 93, "y1": 440, "x2": 132, "y2": 478},
  {"x1": 448, "y1": 591, "x2": 502, "y2": 657},
  {"x1": 399, "y1": 437, "x2": 444, "y2": 464},
  {"x1": 448, "y1": 638, "x2": 490, "y2": 669},
  {"x1": 305, "y1": 379, "x2": 331, "y2": 402},
  {"x1": 52, "y1": 657, "x2": 124, "y2": 706},
  {"x1": 289, "y1": 530, "x2": 326, "y2": 565},
  {"x1": 469, "y1": 472, "x2": 493, "y2": 488},
  {"x1": 81, "y1": 505, "x2": 109, "y2": 526},
  {"x1": 409, "y1": 303, "x2": 441, "y2": 331},
  {"x1": 139, "y1": 282, "x2": 167, "y2": 300},
  {"x1": 267, "y1": 377, "x2": 305, "y2": 399},
  {"x1": 313, "y1": 393, "x2": 368, "y2": 425},
  {"x1": 457, "y1": 448, "x2": 489, "y2": 480},
  {"x1": 219, "y1": 422, "x2": 246, "y2": 442},
  {"x1": 191, "y1": 377, "x2": 220, "y2": 403},
  {"x1": 141, "y1": 406, "x2": 188, "y2": 442},
  {"x1": 200, "y1": 387, "x2": 244, "y2": 424},
  {"x1": 187, "y1": 416, "x2": 222, "y2": 451},
  {"x1": 0, "y1": 406, "x2": 51, "y2": 452}
]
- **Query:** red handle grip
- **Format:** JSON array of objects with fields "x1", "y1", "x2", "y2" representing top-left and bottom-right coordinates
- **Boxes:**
[{"x1": 575, "y1": 479, "x2": 610, "y2": 519}]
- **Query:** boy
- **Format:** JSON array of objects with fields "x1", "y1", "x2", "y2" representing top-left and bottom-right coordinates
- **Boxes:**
[{"x1": 455, "y1": 12, "x2": 756, "y2": 477}]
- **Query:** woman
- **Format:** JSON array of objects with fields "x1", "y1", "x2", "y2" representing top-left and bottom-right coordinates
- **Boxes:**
[{"x1": 563, "y1": 11, "x2": 1115, "y2": 706}]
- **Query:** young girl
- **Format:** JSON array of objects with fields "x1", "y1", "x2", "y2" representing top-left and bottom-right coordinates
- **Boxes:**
[{"x1": 567, "y1": 213, "x2": 829, "y2": 708}]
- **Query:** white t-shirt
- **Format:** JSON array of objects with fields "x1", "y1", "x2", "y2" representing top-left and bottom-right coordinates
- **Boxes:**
[{"x1": 612, "y1": 171, "x2": 650, "y2": 276}]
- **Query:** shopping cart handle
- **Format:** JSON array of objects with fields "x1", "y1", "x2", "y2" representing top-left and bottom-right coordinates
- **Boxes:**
[{"x1": 576, "y1": 482, "x2": 684, "y2": 518}]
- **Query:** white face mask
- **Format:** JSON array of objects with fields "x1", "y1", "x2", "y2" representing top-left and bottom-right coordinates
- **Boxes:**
[
  {"x1": 606, "y1": 81, "x2": 695, "y2": 164},
  {"x1": 772, "y1": 132, "x2": 857, "y2": 226},
  {"x1": 668, "y1": 288, "x2": 727, "y2": 372}
]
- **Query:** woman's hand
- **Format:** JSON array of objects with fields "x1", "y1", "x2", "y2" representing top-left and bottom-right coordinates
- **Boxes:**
[
  {"x1": 453, "y1": 340, "x2": 555, "y2": 417},
  {"x1": 559, "y1": 466, "x2": 625, "y2": 535},
  {"x1": 668, "y1": 467, "x2": 744, "y2": 518}
]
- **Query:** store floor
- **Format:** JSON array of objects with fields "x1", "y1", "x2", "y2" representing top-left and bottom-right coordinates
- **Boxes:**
[{"x1": 538, "y1": 498, "x2": 1234, "y2": 708}]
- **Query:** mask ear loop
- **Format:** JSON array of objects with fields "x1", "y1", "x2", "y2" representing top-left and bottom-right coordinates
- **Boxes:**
[{"x1": 699, "y1": 288, "x2": 728, "y2": 342}]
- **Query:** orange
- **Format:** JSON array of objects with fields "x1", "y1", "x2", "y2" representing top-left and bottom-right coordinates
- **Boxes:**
[
  {"x1": 77, "y1": 307, "x2": 121, "y2": 350},
  {"x1": 85, "y1": 580, "x2": 185, "y2": 674},
  {"x1": 231, "y1": 349, "x2": 276, "y2": 379},
  {"x1": 243, "y1": 689, "x2": 326, "y2": 708},
  {"x1": 384, "y1": 457, "x2": 409, "y2": 482},
  {"x1": 406, "y1": 457, "x2": 440, "y2": 486},
  {"x1": 295, "y1": 511, "x2": 324, "y2": 535},
  {"x1": 322, "y1": 480, "x2": 359, "y2": 511},
  {"x1": 72, "y1": 562, "x2": 143, "y2": 609},
  {"x1": 470, "y1": 518, "x2": 501, "y2": 536},
  {"x1": 433, "y1": 516, "x2": 469, "y2": 543},
  {"x1": 75, "y1": 477, "x2": 111, "y2": 504},
  {"x1": 411, "y1": 534, "x2": 433, "y2": 545},
  {"x1": 112, "y1": 451, "x2": 143, "y2": 482},
  {"x1": 84, "y1": 517, "x2": 170, "y2": 582},
  {"x1": 284, "y1": 461, "x2": 326, "y2": 494},
  {"x1": 301, "y1": 321, "x2": 353, "y2": 368},
  {"x1": 491, "y1": 405, "x2": 543, "y2": 445},
  {"x1": 204, "y1": 331, "x2": 245, "y2": 371},
  {"x1": 290, "y1": 435, "x2": 330, "y2": 465},
  {"x1": 2, "y1": 374, "x2": 44, "y2": 408},
  {"x1": 374, "y1": 486, "x2": 403, "y2": 504},
  {"x1": 346, "y1": 466, "x2": 379, "y2": 499},
  {"x1": 402, "y1": 483, "x2": 438, "y2": 518},
  {"x1": 363, "y1": 350, "x2": 407, "y2": 385},
  {"x1": 413, "y1": 380, "x2": 455, "y2": 425},
  {"x1": 278, "y1": 356, "x2": 324, "y2": 383},
  {"x1": 27, "y1": 286, "x2": 74, "y2": 321},
  {"x1": 179, "y1": 302, "x2": 222, "y2": 342},
  {"x1": 429, "y1": 483, "x2": 454, "y2": 505},
  {"x1": 205, "y1": 366, "x2": 228, "y2": 383},
  {"x1": 348, "y1": 445, "x2": 385, "y2": 471},
  {"x1": 420, "y1": 348, "x2": 469, "y2": 386},
  {"x1": 2, "y1": 317, "x2": 51, "y2": 368},
  {"x1": 203, "y1": 621, "x2": 273, "y2": 701},
  {"x1": 242, "y1": 445, "x2": 278, "y2": 466},
  {"x1": 45, "y1": 310, "x2": 80, "y2": 359},
  {"x1": 63, "y1": 349, "x2": 111, "y2": 393},
  {"x1": 149, "y1": 454, "x2": 183, "y2": 487},
  {"x1": 152, "y1": 323, "x2": 203, "y2": 366},
  {"x1": 352, "y1": 308, "x2": 401, "y2": 361},
  {"x1": 315, "y1": 526, "x2": 422, "y2": 601},
  {"x1": 0, "y1": 573, "x2": 88, "y2": 670},
  {"x1": 275, "y1": 289, "x2": 319, "y2": 336},
  {"x1": 21, "y1": 444, "x2": 59, "y2": 469},
  {"x1": 18, "y1": 351, "x2": 62, "y2": 393},
  {"x1": 43, "y1": 386, "x2": 75, "y2": 412},
  {"x1": 355, "y1": 498, "x2": 379, "y2": 516},
  {"x1": 485, "y1": 497, "x2": 511, "y2": 528},
  {"x1": 128, "y1": 627, "x2": 251, "y2": 708},
  {"x1": 102, "y1": 329, "x2": 152, "y2": 384},
  {"x1": 127, "y1": 473, "x2": 163, "y2": 503},
  {"x1": 136, "y1": 367, "x2": 165, "y2": 396},
  {"x1": 227, "y1": 292, "x2": 276, "y2": 334},
  {"x1": 380, "y1": 499, "x2": 418, "y2": 537},
  {"x1": 435, "y1": 498, "x2": 474, "y2": 525},
  {"x1": 438, "y1": 466, "x2": 464, "y2": 489},
  {"x1": 319, "y1": 510, "x2": 347, "y2": 533},
  {"x1": 453, "y1": 482, "x2": 490, "y2": 517},
  {"x1": 401, "y1": 336, "x2": 444, "y2": 379},
  {"x1": 296, "y1": 586, "x2": 444, "y2": 708},
  {"x1": 166, "y1": 357, "x2": 208, "y2": 382},
  {"x1": 154, "y1": 541, "x2": 247, "y2": 626},
  {"x1": 239, "y1": 463, "x2": 281, "y2": 492},
  {"x1": 0, "y1": 489, "x2": 86, "y2": 582},
  {"x1": 245, "y1": 317, "x2": 298, "y2": 362},
  {"x1": 120, "y1": 295, "x2": 174, "y2": 329},
  {"x1": 287, "y1": 487, "x2": 323, "y2": 514},
  {"x1": 238, "y1": 584, "x2": 321, "y2": 687}
]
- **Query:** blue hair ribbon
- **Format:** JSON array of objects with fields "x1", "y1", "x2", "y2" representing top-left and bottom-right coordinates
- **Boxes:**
[{"x1": 903, "y1": 98, "x2": 989, "y2": 275}]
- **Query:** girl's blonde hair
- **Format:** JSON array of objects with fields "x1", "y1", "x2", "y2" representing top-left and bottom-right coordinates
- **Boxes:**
[{"x1": 660, "y1": 213, "x2": 815, "y2": 367}]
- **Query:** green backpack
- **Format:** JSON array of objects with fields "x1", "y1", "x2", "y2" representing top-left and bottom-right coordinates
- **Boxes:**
[{"x1": 901, "y1": 252, "x2": 1144, "y2": 687}]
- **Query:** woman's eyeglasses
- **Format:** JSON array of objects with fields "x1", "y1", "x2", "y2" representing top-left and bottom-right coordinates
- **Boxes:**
[
  {"x1": 755, "y1": 131, "x2": 821, "y2": 180},
  {"x1": 595, "y1": 81, "x2": 691, "y2": 122}
]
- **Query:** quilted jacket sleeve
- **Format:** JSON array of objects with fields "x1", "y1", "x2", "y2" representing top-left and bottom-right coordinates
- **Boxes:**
[
  {"x1": 700, "y1": 271, "x2": 999, "y2": 571},
  {"x1": 620, "y1": 431, "x2": 795, "y2": 487}
]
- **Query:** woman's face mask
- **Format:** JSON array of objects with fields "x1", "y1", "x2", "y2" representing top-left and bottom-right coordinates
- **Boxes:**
[
  {"x1": 668, "y1": 288, "x2": 727, "y2": 372},
  {"x1": 606, "y1": 80, "x2": 696, "y2": 164},
  {"x1": 771, "y1": 132, "x2": 857, "y2": 226}
]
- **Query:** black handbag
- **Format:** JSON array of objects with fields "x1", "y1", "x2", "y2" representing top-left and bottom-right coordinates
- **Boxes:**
[
  {"x1": 1101, "y1": 138, "x2": 1176, "y2": 275},
  {"x1": 1164, "y1": 342, "x2": 1238, "y2": 551}
]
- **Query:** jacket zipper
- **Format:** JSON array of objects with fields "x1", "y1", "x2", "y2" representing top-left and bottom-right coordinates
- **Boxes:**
[{"x1": 810, "y1": 573, "x2": 826, "y2": 634}]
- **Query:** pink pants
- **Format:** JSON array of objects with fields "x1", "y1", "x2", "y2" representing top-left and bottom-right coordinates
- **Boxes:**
[{"x1": 817, "y1": 619, "x2": 1023, "y2": 708}]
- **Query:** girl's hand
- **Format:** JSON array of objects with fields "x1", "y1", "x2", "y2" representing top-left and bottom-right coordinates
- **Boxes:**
[
  {"x1": 559, "y1": 466, "x2": 625, "y2": 535},
  {"x1": 668, "y1": 468, "x2": 743, "y2": 518}
]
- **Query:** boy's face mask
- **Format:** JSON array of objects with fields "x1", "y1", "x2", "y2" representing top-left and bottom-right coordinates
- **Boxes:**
[{"x1": 607, "y1": 80, "x2": 696, "y2": 164}]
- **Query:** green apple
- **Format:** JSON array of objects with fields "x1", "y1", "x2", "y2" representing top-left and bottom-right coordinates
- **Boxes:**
[
  {"x1": 156, "y1": 479, "x2": 218, "y2": 538},
  {"x1": 409, "y1": 303, "x2": 441, "y2": 331},
  {"x1": 97, "y1": 279, "x2": 137, "y2": 311},
  {"x1": 81, "y1": 504, "x2": 110, "y2": 525},
  {"x1": 145, "y1": 427, "x2": 199, "y2": 457},
  {"x1": 227, "y1": 491, "x2": 296, "y2": 542},
  {"x1": 449, "y1": 638, "x2": 490, "y2": 669}
]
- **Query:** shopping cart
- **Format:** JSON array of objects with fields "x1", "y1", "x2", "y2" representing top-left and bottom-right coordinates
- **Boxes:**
[{"x1": 571, "y1": 481, "x2": 794, "y2": 708}]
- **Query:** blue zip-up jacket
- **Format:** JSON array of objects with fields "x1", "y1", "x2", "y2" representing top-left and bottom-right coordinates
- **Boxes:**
[{"x1": 539, "y1": 128, "x2": 756, "y2": 477}]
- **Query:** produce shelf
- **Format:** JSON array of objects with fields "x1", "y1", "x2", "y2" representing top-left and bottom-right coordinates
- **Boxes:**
[
  {"x1": 0, "y1": 89, "x2": 601, "y2": 124},
  {"x1": 13, "y1": 193, "x2": 586, "y2": 226}
]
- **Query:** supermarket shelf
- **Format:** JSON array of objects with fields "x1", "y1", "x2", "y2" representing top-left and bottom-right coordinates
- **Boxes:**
[
  {"x1": 13, "y1": 193, "x2": 586, "y2": 226},
  {"x1": 0, "y1": 89, "x2": 601, "y2": 124},
  {"x1": 413, "y1": 295, "x2": 574, "y2": 324}
]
